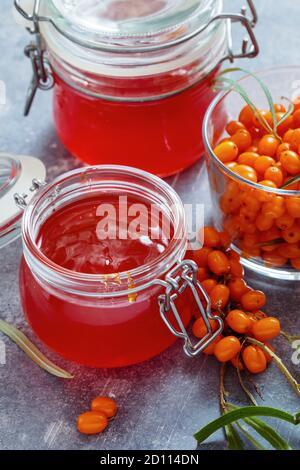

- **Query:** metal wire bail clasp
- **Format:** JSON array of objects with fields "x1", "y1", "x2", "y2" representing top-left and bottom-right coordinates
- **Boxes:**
[
  {"x1": 158, "y1": 261, "x2": 223, "y2": 358},
  {"x1": 14, "y1": 178, "x2": 46, "y2": 210},
  {"x1": 217, "y1": 0, "x2": 259, "y2": 63},
  {"x1": 14, "y1": 0, "x2": 54, "y2": 115}
]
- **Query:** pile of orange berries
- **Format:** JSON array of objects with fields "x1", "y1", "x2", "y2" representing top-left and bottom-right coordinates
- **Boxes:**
[
  {"x1": 77, "y1": 396, "x2": 118, "y2": 435},
  {"x1": 213, "y1": 99, "x2": 300, "y2": 269},
  {"x1": 190, "y1": 227, "x2": 281, "y2": 374}
]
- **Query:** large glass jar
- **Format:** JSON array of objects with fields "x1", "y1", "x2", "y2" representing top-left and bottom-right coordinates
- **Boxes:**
[
  {"x1": 0, "y1": 157, "x2": 223, "y2": 367},
  {"x1": 14, "y1": 0, "x2": 258, "y2": 176},
  {"x1": 204, "y1": 67, "x2": 300, "y2": 281}
]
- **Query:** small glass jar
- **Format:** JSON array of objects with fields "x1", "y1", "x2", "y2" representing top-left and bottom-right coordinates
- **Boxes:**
[
  {"x1": 204, "y1": 66, "x2": 300, "y2": 281},
  {"x1": 0, "y1": 156, "x2": 223, "y2": 367},
  {"x1": 14, "y1": 0, "x2": 258, "y2": 176}
]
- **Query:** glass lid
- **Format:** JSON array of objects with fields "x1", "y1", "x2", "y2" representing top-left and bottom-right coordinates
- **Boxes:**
[
  {"x1": 0, "y1": 154, "x2": 46, "y2": 250},
  {"x1": 42, "y1": 0, "x2": 223, "y2": 50}
]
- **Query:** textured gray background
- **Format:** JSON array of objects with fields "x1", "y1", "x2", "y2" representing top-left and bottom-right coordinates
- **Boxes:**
[{"x1": 0, "y1": 0, "x2": 300, "y2": 450}]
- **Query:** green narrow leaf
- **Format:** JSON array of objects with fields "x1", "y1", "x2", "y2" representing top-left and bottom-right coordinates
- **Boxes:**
[
  {"x1": 225, "y1": 423, "x2": 245, "y2": 450},
  {"x1": 194, "y1": 406, "x2": 299, "y2": 443},
  {"x1": 275, "y1": 97, "x2": 295, "y2": 133},
  {"x1": 227, "y1": 404, "x2": 292, "y2": 450},
  {"x1": 243, "y1": 416, "x2": 292, "y2": 450},
  {"x1": 0, "y1": 320, "x2": 73, "y2": 379},
  {"x1": 235, "y1": 422, "x2": 266, "y2": 450},
  {"x1": 230, "y1": 67, "x2": 278, "y2": 131},
  {"x1": 215, "y1": 76, "x2": 274, "y2": 135}
]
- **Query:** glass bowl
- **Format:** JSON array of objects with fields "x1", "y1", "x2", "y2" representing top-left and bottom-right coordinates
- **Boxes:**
[{"x1": 203, "y1": 66, "x2": 300, "y2": 281}]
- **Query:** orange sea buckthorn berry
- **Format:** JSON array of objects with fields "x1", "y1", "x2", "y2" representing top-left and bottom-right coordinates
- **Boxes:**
[
  {"x1": 77, "y1": 411, "x2": 108, "y2": 435},
  {"x1": 252, "y1": 109, "x2": 273, "y2": 129},
  {"x1": 193, "y1": 247, "x2": 212, "y2": 268},
  {"x1": 233, "y1": 164, "x2": 258, "y2": 183},
  {"x1": 258, "y1": 134, "x2": 280, "y2": 157},
  {"x1": 231, "y1": 355, "x2": 244, "y2": 371},
  {"x1": 276, "y1": 213, "x2": 295, "y2": 230},
  {"x1": 220, "y1": 193, "x2": 240, "y2": 214},
  {"x1": 274, "y1": 103, "x2": 286, "y2": 113},
  {"x1": 238, "y1": 152, "x2": 259, "y2": 166},
  {"x1": 203, "y1": 335, "x2": 223, "y2": 355},
  {"x1": 226, "y1": 310, "x2": 252, "y2": 334},
  {"x1": 262, "y1": 196, "x2": 285, "y2": 219},
  {"x1": 252, "y1": 317, "x2": 281, "y2": 342},
  {"x1": 214, "y1": 336, "x2": 241, "y2": 363},
  {"x1": 201, "y1": 278, "x2": 218, "y2": 295},
  {"x1": 258, "y1": 226, "x2": 281, "y2": 244},
  {"x1": 239, "y1": 218, "x2": 256, "y2": 235},
  {"x1": 210, "y1": 284, "x2": 230, "y2": 310},
  {"x1": 192, "y1": 317, "x2": 219, "y2": 339},
  {"x1": 291, "y1": 258, "x2": 300, "y2": 270},
  {"x1": 282, "y1": 224, "x2": 300, "y2": 244},
  {"x1": 286, "y1": 198, "x2": 300, "y2": 218},
  {"x1": 280, "y1": 150, "x2": 300, "y2": 175},
  {"x1": 274, "y1": 161, "x2": 287, "y2": 178},
  {"x1": 277, "y1": 242, "x2": 300, "y2": 259},
  {"x1": 253, "y1": 310, "x2": 268, "y2": 320},
  {"x1": 244, "y1": 245, "x2": 261, "y2": 258},
  {"x1": 240, "y1": 192, "x2": 261, "y2": 214},
  {"x1": 283, "y1": 129, "x2": 295, "y2": 145},
  {"x1": 203, "y1": 227, "x2": 221, "y2": 248},
  {"x1": 276, "y1": 142, "x2": 291, "y2": 159},
  {"x1": 276, "y1": 113, "x2": 294, "y2": 136},
  {"x1": 213, "y1": 141, "x2": 239, "y2": 164},
  {"x1": 241, "y1": 290, "x2": 266, "y2": 312},
  {"x1": 254, "y1": 156, "x2": 276, "y2": 175},
  {"x1": 207, "y1": 250, "x2": 230, "y2": 276},
  {"x1": 246, "y1": 145, "x2": 259, "y2": 153},
  {"x1": 282, "y1": 177, "x2": 299, "y2": 190},
  {"x1": 225, "y1": 162, "x2": 238, "y2": 171},
  {"x1": 263, "y1": 252, "x2": 287, "y2": 267},
  {"x1": 197, "y1": 267, "x2": 209, "y2": 282},
  {"x1": 290, "y1": 128, "x2": 300, "y2": 148},
  {"x1": 91, "y1": 397, "x2": 118, "y2": 418},
  {"x1": 263, "y1": 166, "x2": 284, "y2": 187},
  {"x1": 255, "y1": 180, "x2": 277, "y2": 202},
  {"x1": 226, "y1": 120, "x2": 246, "y2": 136},
  {"x1": 219, "y1": 231, "x2": 231, "y2": 248},
  {"x1": 239, "y1": 208, "x2": 256, "y2": 225},
  {"x1": 242, "y1": 346, "x2": 267, "y2": 374},
  {"x1": 255, "y1": 213, "x2": 274, "y2": 232},
  {"x1": 247, "y1": 313, "x2": 259, "y2": 334},
  {"x1": 239, "y1": 105, "x2": 255, "y2": 128},
  {"x1": 293, "y1": 109, "x2": 300, "y2": 128},
  {"x1": 229, "y1": 258, "x2": 244, "y2": 277},
  {"x1": 243, "y1": 233, "x2": 258, "y2": 248},
  {"x1": 228, "y1": 278, "x2": 250, "y2": 302},
  {"x1": 293, "y1": 96, "x2": 300, "y2": 112},
  {"x1": 263, "y1": 343, "x2": 275, "y2": 363},
  {"x1": 231, "y1": 129, "x2": 252, "y2": 153},
  {"x1": 228, "y1": 249, "x2": 241, "y2": 261}
]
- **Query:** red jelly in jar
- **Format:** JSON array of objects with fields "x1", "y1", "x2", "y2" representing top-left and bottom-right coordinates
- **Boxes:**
[
  {"x1": 16, "y1": 0, "x2": 259, "y2": 176},
  {"x1": 19, "y1": 166, "x2": 197, "y2": 367}
]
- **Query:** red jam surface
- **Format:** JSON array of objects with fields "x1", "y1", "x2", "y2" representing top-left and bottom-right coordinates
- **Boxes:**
[
  {"x1": 20, "y1": 195, "x2": 191, "y2": 367},
  {"x1": 53, "y1": 70, "x2": 219, "y2": 177}
]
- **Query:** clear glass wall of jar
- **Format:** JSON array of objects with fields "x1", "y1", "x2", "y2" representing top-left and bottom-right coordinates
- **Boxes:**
[
  {"x1": 204, "y1": 67, "x2": 300, "y2": 281},
  {"x1": 14, "y1": 0, "x2": 259, "y2": 176},
  {"x1": 17, "y1": 165, "x2": 222, "y2": 367}
]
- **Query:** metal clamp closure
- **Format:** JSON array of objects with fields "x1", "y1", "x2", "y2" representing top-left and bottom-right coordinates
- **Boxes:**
[
  {"x1": 158, "y1": 261, "x2": 223, "y2": 358},
  {"x1": 15, "y1": 0, "x2": 259, "y2": 113},
  {"x1": 14, "y1": 178, "x2": 46, "y2": 210}
]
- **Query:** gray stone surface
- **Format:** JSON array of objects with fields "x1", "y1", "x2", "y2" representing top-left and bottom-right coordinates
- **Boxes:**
[{"x1": 0, "y1": 0, "x2": 300, "y2": 450}]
